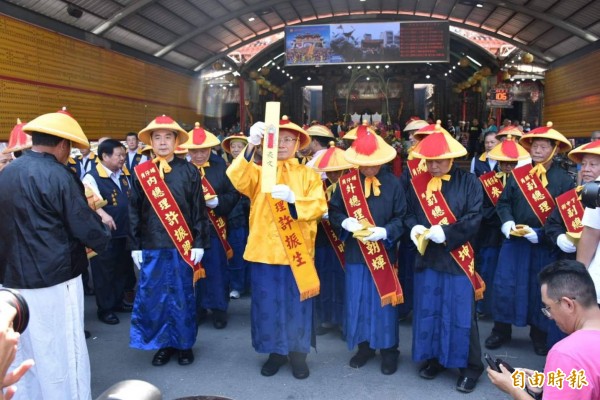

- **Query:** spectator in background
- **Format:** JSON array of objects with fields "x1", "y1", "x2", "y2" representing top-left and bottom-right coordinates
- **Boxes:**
[
  {"x1": 125, "y1": 132, "x2": 147, "y2": 172},
  {"x1": 468, "y1": 118, "x2": 482, "y2": 159},
  {"x1": 488, "y1": 260, "x2": 600, "y2": 400},
  {"x1": 0, "y1": 108, "x2": 111, "y2": 400}
]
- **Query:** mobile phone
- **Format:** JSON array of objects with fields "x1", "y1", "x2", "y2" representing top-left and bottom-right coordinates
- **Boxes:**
[
  {"x1": 496, "y1": 357, "x2": 515, "y2": 373},
  {"x1": 484, "y1": 353, "x2": 501, "y2": 372}
]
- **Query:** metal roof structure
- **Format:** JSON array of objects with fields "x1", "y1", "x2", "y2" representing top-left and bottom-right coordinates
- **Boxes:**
[{"x1": 2, "y1": 0, "x2": 599, "y2": 77}]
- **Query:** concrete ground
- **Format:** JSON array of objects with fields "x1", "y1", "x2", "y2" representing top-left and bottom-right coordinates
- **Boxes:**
[{"x1": 86, "y1": 295, "x2": 545, "y2": 400}]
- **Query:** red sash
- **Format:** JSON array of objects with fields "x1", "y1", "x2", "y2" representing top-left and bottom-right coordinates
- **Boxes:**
[
  {"x1": 407, "y1": 158, "x2": 427, "y2": 178},
  {"x1": 201, "y1": 176, "x2": 234, "y2": 260},
  {"x1": 339, "y1": 169, "x2": 403, "y2": 306},
  {"x1": 135, "y1": 161, "x2": 205, "y2": 283},
  {"x1": 478, "y1": 171, "x2": 504, "y2": 205},
  {"x1": 555, "y1": 188, "x2": 584, "y2": 234},
  {"x1": 411, "y1": 172, "x2": 485, "y2": 300},
  {"x1": 321, "y1": 219, "x2": 345, "y2": 269},
  {"x1": 512, "y1": 165, "x2": 555, "y2": 225}
]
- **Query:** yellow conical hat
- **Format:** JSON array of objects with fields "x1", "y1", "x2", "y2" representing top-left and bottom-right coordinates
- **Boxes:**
[
  {"x1": 181, "y1": 122, "x2": 220, "y2": 149},
  {"x1": 487, "y1": 134, "x2": 530, "y2": 162},
  {"x1": 138, "y1": 115, "x2": 188, "y2": 146},
  {"x1": 3, "y1": 118, "x2": 31, "y2": 154},
  {"x1": 519, "y1": 122, "x2": 572, "y2": 153},
  {"x1": 410, "y1": 130, "x2": 467, "y2": 160},
  {"x1": 23, "y1": 107, "x2": 89, "y2": 149},
  {"x1": 311, "y1": 141, "x2": 354, "y2": 172},
  {"x1": 344, "y1": 125, "x2": 396, "y2": 166}
]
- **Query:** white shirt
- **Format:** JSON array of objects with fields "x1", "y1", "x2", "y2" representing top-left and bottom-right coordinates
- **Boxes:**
[
  {"x1": 82, "y1": 163, "x2": 124, "y2": 199},
  {"x1": 127, "y1": 150, "x2": 147, "y2": 168},
  {"x1": 469, "y1": 156, "x2": 497, "y2": 174},
  {"x1": 582, "y1": 206, "x2": 600, "y2": 303},
  {"x1": 305, "y1": 148, "x2": 328, "y2": 180}
]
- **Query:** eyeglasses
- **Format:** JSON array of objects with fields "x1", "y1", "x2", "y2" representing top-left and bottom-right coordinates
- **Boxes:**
[
  {"x1": 279, "y1": 137, "x2": 298, "y2": 144},
  {"x1": 541, "y1": 297, "x2": 576, "y2": 318}
]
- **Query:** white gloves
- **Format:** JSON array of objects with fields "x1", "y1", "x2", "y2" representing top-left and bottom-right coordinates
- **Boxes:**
[
  {"x1": 205, "y1": 196, "x2": 219, "y2": 209},
  {"x1": 426, "y1": 224, "x2": 446, "y2": 244},
  {"x1": 342, "y1": 217, "x2": 363, "y2": 233},
  {"x1": 248, "y1": 121, "x2": 266, "y2": 145},
  {"x1": 501, "y1": 220, "x2": 516, "y2": 239},
  {"x1": 363, "y1": 227, "x2": 387, "y2": 242},
  {"x1": 556, "y1": 234, "x2": 576, "y2": 253},
  {"x1": 191, "y1": 248, "x2": 205, "y2": 264},
  {"x1": 131, "y1": 250, "x2": 143, "y2": 270},
  {"x1": 322, "y1": 212, "x2": 329, "y2": 220},
  {"x1": 410, "y1": 225, "x2": 427, "y2": 247},
  {"x1": 524, "y1": 230, "x2": 539, "y2": 244},
  {"x1": 271, "y1": 184, "x2": 295, "y2": 203}
]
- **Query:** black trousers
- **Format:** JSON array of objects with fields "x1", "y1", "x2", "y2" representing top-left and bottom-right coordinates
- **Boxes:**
[{"x1": 90, "y1": 237, "x2": 132, "y2": 313}]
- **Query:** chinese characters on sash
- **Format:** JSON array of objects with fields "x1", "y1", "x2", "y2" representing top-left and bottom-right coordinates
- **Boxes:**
[
  {"x1": 479, "y1": 171, "x2": 504, "y2": 206},
  {"x1": 411, "y1": 172, "x2": 485, "y2": 300},
  {"x1": 556, "y1": 188, "x2": 584, "y2": 234},
  {"x1": 512, "y1": 165, "x2": 555, "y2": 225},
  {"x1": 407, "y1": 158, "x2": 427, "y2": 179},
  {"x1": 201, "y1": 176, "x2": 234, "y2": 259},
  {"x1": 135, "y1": 161, "x2": 205, "y2": 283}
]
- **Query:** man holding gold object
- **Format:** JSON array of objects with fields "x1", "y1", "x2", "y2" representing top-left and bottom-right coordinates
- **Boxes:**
[
  {"x1": 226, "y1": 115, "x2": 327, "y2": 380},
  {"x1": 406, "y1": 126, "x2": 485, "y2": 393},
  {"x1": 328, "y1": 125, "x2": 406, "y2": 375},
  {"x1": 485, "y1": 122, "x2": 574, "y2": 357},
  {"x1": 181, "y1": 123, "x2": 239, "y2": 329},
  {"x1": 129, "y1": 115, "x2": 209, "y2": 367}
]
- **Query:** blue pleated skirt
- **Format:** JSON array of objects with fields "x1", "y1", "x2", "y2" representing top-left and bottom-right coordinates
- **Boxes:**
[
  {"x1": 196, "y1": 235, "x2": 229, "y2": 311},
  {"x1": 492, "y1": 237, "x2": 557, "y2": 331},
  {"x1": 476, "y1": 245, "x2": 500, "y2": 316},
  {"x1": 314, "y1": 244, "x2": 345, "y2": 327},
  {"x1": 227, "y1": 226, "x2": 249, "y2": 292},
  {"x1": 130, "y1": 249, "x2": 197, "y2": 350},
  {"x1": 412, "y1": 268, "x2": 472, "y2": 368},
  {"x1": 344, "y1": 263, "x2": 398, "y2": 350},
  {"x1": 250, "y1": 262, "x2": 313, "y2": 354}
]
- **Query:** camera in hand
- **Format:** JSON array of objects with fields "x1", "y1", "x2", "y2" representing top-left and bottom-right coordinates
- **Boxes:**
[
  {"x1": 582, "y1": 181, "x2": 600, "y2": 208},
  {"x1": 0, "y1": 288, "x2": 29, "y2": 333}
]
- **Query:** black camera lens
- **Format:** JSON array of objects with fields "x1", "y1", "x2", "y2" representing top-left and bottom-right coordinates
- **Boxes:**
[
  {"x1": 0, "y1": 288, "x2": 30, "y2": 334},
  {"x1": 581, "y1": 181, "x2": 600, "y2": 209}
]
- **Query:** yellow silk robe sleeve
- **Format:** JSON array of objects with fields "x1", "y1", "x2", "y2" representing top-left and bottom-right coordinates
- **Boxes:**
[{"x1": 226, "y1": 154, "x2": 327, "y2": 265}]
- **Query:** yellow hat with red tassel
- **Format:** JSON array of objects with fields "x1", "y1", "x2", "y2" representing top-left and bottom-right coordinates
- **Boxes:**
[
  {"x1": 404, "y1": 117, "x2": 429, "y2": 132},
  {"x1": 496, "y1": 125, "x2": 523, "y2": 139},
  {"x1": 279, "y1": 116, "x2": 311, "y2": 150},
  {"x1": 3, "y1": 118, "x2": 31, "y2": 154},
  {"x1": 487, "y1": 134, "x2": 530, "y2": 162},
  {"x1": 311, "y1": 141, "x2": 354, "y2": 172},
  {"x1": 568, "y1": 140, "x2": 600, "y2": 164},
  {"x1": 138, "y1": 115, "x2": 188, "y2": 146},
  {"x1": 343, "y1": 120, "x2": 376, "y2": 141},
  {"x1": 344, "y1": 124, "x2": 396, "y2": 166},
  {"x1": 181, "y1": 122, "x2": 220, "y2": 149},
  {"x1": 413, "y1": 120, "x2": 451, "y2": 141},
  {"x1": 519, "y1": 122, "x2": 572, "y2": 153},
  {"x1": 221, "y1": 133, "x2": 248, "y2": 154},
  {"x1": 23, "y1": 107, "x2": 90, "y2": 149},
  {"x1": 410, "y1": 130, "x2": 467, "y2": 160}
]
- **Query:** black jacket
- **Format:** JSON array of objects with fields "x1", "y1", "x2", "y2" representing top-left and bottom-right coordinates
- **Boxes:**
[
  {"x1": 0, "y1": 151, "x2": 111, "y2": 288},
  {"x1": 129, "y1": 158, "x2": 210, "y2": 250},
  {"x1": 405, "y1": 166, "x2": 483, "y2": 275}
]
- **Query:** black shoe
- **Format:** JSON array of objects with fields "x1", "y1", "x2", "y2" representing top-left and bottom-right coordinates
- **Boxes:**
[
  {"x1": 349, "y1": 346, "x2": 376, "y2": 368},
  {"x1": 456, "y1": 376, "x2": 477, "y2": 393},
  {"x1": 533, "y1": 342, "x2": 548, "y2": 356},
  {"x1": 98, "y1": 311, "x2": 119, "y2": 325},
  {"x1": 212, "y1": 310, "x2": 228, "y2": 329},
  {"x1": 113, "y1": 303, "x2": 133, "y2": 313},
  {"x1": 178, "y1": 349, "x2": 194, "y2": 366},
  {"x1": 419, "y1": 361, "x2": 446, "y2": 380},
  {"x1": 289, "y1": 352, "x2": 310, "y2": 379},
  {"x1": 484, "y1": 333, "x2": 511, "y2": 350},
  {"x1": 380, "y1": 349, "x2": 399, "y2": 375},
  {"x1": 261, "y1": 353, "x2": 288, "y2": 377},
  {"x1": 152, "y1": 347, "x2": 176, "y2": 366}
]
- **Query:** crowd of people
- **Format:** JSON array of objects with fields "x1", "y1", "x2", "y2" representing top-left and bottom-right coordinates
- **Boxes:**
[{"x1": 0, "y1": 108, "x2": 599, "y2": 399}]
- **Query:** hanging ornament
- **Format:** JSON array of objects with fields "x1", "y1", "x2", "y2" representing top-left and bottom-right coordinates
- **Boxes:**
[{"x1": 522, "y1": 53, "x2": 534, "y2": 64}]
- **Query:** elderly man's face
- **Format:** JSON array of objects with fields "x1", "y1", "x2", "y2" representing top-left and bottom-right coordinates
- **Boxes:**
[
  {"x1": 426, "y1": 159, "x2": 452, "y2": 177},
  {"x1": 580, "y1": 154, "x2": 600, "y2": 184},
  {"x1": 530, "y1": 139, "x2": 554, "y2": 164}
]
